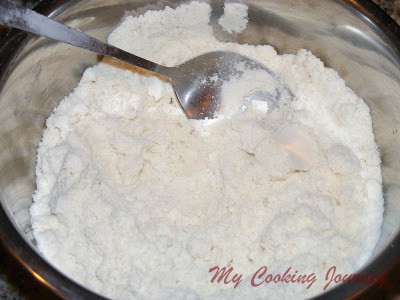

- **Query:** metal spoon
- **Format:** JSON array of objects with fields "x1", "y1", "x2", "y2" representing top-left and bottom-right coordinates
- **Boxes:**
[{"x1": 0, "y1": 0, "x2": 292, "y2": 119}]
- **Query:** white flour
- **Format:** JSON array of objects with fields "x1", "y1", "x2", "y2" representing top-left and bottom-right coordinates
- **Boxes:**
[
  {"x1": 218, "y1": 3, "x2": 248, "y2": 34},
  {"x1": 30, "y1": 2, "x2": 384, "y2": 299}
]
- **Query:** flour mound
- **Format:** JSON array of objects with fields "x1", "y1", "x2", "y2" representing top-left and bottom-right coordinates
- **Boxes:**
[{"x1": 31, "y1": 2, "x2": 383, "y2": 299}]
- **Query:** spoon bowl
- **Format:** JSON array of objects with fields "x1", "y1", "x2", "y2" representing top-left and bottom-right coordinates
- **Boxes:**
[
  {"x1": 0, "y1": 0, "x2": 291, "y2": 119},
  {"x1": 161, "y1": 51, "x2": 292, "y2": 119}
]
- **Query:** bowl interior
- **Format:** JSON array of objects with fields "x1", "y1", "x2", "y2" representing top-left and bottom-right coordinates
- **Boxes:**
[{"x1": 1, "y1": 0, "x2": 400, "y2": 298}]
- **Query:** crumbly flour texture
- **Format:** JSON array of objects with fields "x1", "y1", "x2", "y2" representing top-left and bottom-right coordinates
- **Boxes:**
[{"x1": 31, "y1": 2, "x2": 384, "y2": 299}]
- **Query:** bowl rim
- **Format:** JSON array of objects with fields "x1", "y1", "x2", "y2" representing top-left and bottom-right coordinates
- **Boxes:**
[{"x1": 0, "y1": 0, "x2": 400, "y2": 299}]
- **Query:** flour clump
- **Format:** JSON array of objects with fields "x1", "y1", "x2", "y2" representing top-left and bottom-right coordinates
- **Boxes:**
[
  {"x1": 30, "y1": 2, "x2": 384, "y2": 299},
  {"x1": 218, "y1": 2, "x2": 248, "y2": 34}
]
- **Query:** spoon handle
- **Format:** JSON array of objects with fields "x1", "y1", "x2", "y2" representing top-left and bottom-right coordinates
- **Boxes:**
[{"x1": 0, "y1": 0, "x2": 167, "y2": 76}]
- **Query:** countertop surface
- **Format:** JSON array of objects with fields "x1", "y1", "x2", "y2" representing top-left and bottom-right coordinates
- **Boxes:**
[{"x1": 1, "y1": 0, "x2": 400, "y2": 299}]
